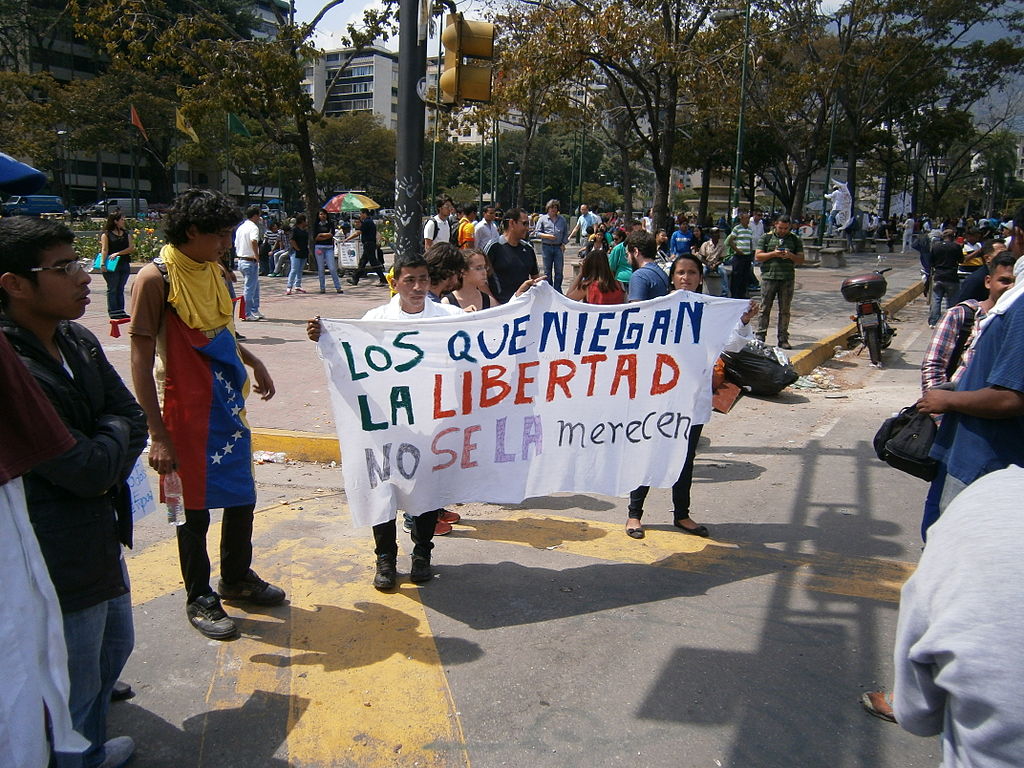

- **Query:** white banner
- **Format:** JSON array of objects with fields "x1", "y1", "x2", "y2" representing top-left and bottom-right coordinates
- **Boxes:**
[{"x1": 319, "y1": 282, "x2": 747, "y2": 527}]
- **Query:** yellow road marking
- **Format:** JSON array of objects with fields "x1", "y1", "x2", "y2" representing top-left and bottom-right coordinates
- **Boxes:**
[
  {"x1": 128, "y1": 497, "x2": 470, "y2": 767},
  {"x1": 450, "y1": 512, "x2": 914, "y2": 603}
]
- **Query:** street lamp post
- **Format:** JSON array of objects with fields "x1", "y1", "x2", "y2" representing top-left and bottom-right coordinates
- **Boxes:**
[{"x1": 729, "y1": 0, "x2": 752, "y2": 220}]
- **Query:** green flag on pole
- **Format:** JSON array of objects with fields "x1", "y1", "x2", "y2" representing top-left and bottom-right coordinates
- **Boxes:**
[{"x1": 227, "y1": 113, "x2": 251, "y2": 137}]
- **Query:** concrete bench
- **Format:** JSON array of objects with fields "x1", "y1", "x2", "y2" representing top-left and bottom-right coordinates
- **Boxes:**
[
  {"x1": 820, "y1": 247, "x2": 847, "y2": 268},
  {"x1": 870, "y1": 238, "x2": 893, "y2": 253},
  {"x1": 801, "y1": 244, "x2": 822, "y2": 266}
]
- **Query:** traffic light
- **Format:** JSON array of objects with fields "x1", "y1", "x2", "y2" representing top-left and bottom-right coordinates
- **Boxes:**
[{"x1": 439, "y1": 13, "x2": 495, "y2": 104}]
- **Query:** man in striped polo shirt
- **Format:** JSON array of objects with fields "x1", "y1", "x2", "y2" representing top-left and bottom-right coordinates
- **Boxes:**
[{"x1": 726, "y1": 211, "x2": 755, "y2": 299}]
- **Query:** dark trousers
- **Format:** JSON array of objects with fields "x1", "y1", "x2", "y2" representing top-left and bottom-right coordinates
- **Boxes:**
[
  {"x1": 757, "y1": 278, "x2": 795, "y2": 344},
  {"x1": 178, "y1": 504, "x2": 255, "y2": 603},
  {"x1": 729, "y1": 256, "x2": 753, "y2": 299},
  {"x1": 628, "y1": 423, "x2": 703, "y2": 520},
  {"x1": 102, "y1": 267, "x2": 130, "y2": 316},
  {"x1": 374, "y1": 509, "x2": 439, "y2": 560},
  {"x1": 352, "y1": 247, "x2": 386, "y2": 283}
]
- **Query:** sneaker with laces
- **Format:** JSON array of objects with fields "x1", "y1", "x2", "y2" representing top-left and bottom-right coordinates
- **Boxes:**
[
  {"x1": 99, "y1": 735, "x2": 135, "y2": 768},
  {"x1": 217, "y1": 569, "x2": 285, "y2": 605},
  {"x1": 186, "y1": 593, "x2": 237, "y2": 640},
  {"x1": 373, "y1": 555, "x2": 397, "y2": 590},
  {"x1": 410, "y1": 555, "x2": 433, "y2": 583},
  {"x1": 438, "y1": 508, "x2": 461, "y2": 524}
]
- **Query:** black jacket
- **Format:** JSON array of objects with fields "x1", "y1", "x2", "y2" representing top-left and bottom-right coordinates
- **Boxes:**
[{"x1": 0, "y1": 318, "x2": 148, "y2": 612}]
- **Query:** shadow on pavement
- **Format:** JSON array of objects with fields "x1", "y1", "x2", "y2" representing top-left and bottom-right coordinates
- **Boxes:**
[
  {"x1": 242, "y1": 601, "x2": 483, "y2": 671},
  {"x1": 108, "y1": 690, "x2": 304, "y2": 768}
]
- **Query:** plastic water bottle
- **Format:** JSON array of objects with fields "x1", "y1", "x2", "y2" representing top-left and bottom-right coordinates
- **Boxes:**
[{"x1": 164, "y1": 470, "x2": 185, "y2": 526}]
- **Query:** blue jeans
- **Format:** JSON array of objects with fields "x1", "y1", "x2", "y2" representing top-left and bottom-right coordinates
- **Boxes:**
[
  {"x1": 237, "y1": 258, "x2": 260, "y2": 316},
  {"x1": 929, "y1": 279, "x2": 958, "y2": 325},
  {"x1": 53, "y1": 571, "x2": 134, "y2": 768},
  {"x1": 288, "y1": 255, "x2": 304, "y2": 289},
  {"x1": 314, "y1": 245, "x2": 341, "y2": 291},
  {"x1": 102, "y1": 268, "x2": 130, "y2": 316},
  {"x1": 542, "y1": 244, "x2": 564, "y2": 293}
]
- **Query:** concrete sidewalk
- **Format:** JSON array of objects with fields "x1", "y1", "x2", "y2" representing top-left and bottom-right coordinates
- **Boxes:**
[{"x1": 76, "y1": 249, "x2": 928, "y2": 460}]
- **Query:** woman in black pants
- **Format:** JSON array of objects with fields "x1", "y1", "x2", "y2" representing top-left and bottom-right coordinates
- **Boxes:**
[
  {"x1": 626, "y1": 253, "x2": 758, "y2": 539},
  {"x1": 100, "y1": 211, "x2": 134, "y2": 319}
]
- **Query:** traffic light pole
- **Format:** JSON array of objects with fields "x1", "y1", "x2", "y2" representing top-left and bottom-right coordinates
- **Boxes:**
[{"x1": 395, "y1": 0, "x2": 428, "y2": 260}]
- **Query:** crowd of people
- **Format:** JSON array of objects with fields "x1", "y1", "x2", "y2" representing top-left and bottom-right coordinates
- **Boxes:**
[{"x1": 2, "y1": 180, "x2": 1022, "y2": 767}]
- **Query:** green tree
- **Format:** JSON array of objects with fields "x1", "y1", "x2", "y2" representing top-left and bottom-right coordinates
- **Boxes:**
[
  {"x1": 311, "y1": 112, "x2": 396, "y2": 204},
  {"x1": 71, "y1": 0, "x2": 397, "y2": 228}
]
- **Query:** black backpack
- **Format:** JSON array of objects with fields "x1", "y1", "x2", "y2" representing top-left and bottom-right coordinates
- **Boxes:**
[{"x1": 872, "y1": 406, "x2": 938, "y2": 481}]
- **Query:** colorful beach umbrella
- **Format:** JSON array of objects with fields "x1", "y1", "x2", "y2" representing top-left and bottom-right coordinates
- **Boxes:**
[{"x1": 323, "y1": 192, "x2": 380, "y2": 213}]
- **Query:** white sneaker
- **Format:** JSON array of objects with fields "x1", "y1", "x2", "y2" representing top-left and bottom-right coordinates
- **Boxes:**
[
  {"x1": 251, "y1": 311, "x2": 266, "y2": 320},
  {"x1": 99, "y1": 735, "x2": 135, "y2": 768}
]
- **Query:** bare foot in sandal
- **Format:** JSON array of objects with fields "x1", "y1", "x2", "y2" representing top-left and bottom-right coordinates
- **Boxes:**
[{"x1": 626, "y1": 517, "x2": 644, "y2": 539}]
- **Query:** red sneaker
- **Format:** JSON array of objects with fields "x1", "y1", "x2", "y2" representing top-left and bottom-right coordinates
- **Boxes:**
[
  {"x1": 434, "y1": 520, "x2": 453, "y2": 536},
  {"x1": 438, "y1": 508, "x2": 461, "y2": 524}
]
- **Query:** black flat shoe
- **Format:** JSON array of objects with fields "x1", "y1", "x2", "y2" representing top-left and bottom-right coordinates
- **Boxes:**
[
  {"x1": 673, "y1": 520, "x2": 709, "y2": 537},
  {"x1": 626, "y1": 527, "x2": 645, "y2": 539}
]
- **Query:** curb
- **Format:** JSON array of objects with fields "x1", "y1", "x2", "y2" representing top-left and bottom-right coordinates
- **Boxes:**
[
  {"x1": 252, "y1": 428, "x2": 341, "y2": 464},
  {"x1": 788, "y1": 279, "x2": 926, "y2": 376},
  {"x1": 251, "y1": 280, "x2": 928, "y2": 463}
]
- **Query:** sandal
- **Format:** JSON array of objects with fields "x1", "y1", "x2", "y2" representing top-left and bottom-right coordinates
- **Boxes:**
[
  {"x1": 860, "y1": 691, "x2": 896, "y2": 723},
  {"x1": 673, "y1": 519, "x2": 709, "y2": 537},
  {"x1": 626, "y1": 527, "x2": 645, "y2": 539}
]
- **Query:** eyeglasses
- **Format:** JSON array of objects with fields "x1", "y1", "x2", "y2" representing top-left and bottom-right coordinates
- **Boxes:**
[{"x1": 29, "y1": 259, "x2": 90, "y2": 276}]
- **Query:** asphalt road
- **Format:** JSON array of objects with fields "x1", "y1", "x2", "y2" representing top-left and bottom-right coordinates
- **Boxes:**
[{"x1": 84, "y1": 263, "x2": 942, "y2": 767}]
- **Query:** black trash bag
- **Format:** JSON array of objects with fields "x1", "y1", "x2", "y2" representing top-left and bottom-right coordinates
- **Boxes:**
[{"x1": 721, "y1": 340, "x2": 799, "y2": 396}]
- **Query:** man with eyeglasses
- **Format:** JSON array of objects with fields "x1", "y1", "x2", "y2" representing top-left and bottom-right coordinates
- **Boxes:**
[
  {"x1": 485, "y1": 207, "x2": 540, "y2": 303},
  {"x1": 0, "y1": 216, "x2": 148, "y2": 768}
]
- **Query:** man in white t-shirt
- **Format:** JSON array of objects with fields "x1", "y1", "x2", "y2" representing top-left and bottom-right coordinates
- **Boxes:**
[
  {"x1": 423, "y1": 196, "x2": 454, "y2": 249},
  {"x1": 306, "y1": 251, "x2": 461, "y2": 591},
  {"x1": 235, "y1": 206, "x2": 263, "y2": 320}
]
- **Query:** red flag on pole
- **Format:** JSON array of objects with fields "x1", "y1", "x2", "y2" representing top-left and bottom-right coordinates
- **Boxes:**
[{"x1": 130, "y1": 105, "x2": 149, "y2": 142}]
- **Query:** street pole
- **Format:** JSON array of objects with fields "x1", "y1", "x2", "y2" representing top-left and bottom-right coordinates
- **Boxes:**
[
  {"x1": 577, "y1": 88, "x2": 588, "y2": 212},
  {"x1": 816, "y1": 100, "x2": 838, "y2": 245},
  {"x1": 729, "y1": 0, "x2": 751, "y2": 222},
  {"x1": 478, "y1": 126, "x2": 484, "y2": 210},
  {"x1": 395, "y1": 0, "x2": 428, "y2": 259}
]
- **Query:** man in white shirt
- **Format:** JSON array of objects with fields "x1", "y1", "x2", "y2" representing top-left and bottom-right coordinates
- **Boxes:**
[
  {"x1": 306, "y1": 251, "x2": 461, "y2": 591},
  {"x1": 474, "y1": 205, "x2": 499, "y2": 253},
  {"x1": 750, "y1": 209, "x2": 766, "y2": 243},
  {"x1": 423, "y1": 196, "x2": 454, "y2": 249},
  {"x1": 235, "y1": 205, "x2": 263, "y2": 320}
]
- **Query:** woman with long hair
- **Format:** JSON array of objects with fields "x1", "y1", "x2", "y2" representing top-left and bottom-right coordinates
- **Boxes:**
[
  {"x1": 625, "y1": 252, "x2": 759, "y2": 540},
  {"x1": 99, "y1": 211, "x2": 135, "y2": 319},
  {"x1": 442, "y1": 248, "x2": 494, "y2": 309},
  {"x1": 566, "y1": 242, "x2": 625, "y2": 304}
]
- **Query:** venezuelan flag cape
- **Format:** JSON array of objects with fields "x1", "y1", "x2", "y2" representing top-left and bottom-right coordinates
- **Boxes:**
[{"x1": 162, "y1": 312, "x2": 255, "y2": 510}]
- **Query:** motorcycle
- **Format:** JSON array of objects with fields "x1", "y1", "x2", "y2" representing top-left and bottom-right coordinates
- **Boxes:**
[{"x1": 842, "y1": 267, "x2": 896, "y2": 366}]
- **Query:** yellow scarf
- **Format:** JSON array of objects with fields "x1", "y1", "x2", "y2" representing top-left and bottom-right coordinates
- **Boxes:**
[{"x1": 160, "y1": 244, "x2": 235, "y2": 333}]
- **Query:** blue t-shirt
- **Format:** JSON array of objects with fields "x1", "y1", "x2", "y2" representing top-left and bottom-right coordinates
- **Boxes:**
[
  {"x1": 931, "y1": 298, "x2": 1024, "y2": 485},
  {"x1": 627, "y1": 261, "x2": 670, "y2": 301},
  {"x1": 670, "y1": 230, "x2": 694, "y2": 256}
]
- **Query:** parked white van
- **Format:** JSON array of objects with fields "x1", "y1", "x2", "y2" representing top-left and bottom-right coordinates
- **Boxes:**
[{"x1": 85, "y1": 197, "x2": 149, "y2": 217}]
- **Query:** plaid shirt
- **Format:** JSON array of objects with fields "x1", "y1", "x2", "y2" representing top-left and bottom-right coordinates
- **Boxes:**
[{"x1": 921, "y1": 300, "x2": 982, "y2": 392}]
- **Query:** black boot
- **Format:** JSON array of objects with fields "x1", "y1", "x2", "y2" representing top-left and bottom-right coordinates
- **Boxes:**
[
  {"x1": 410, "y1": 555, "x2": 433, "y2": 584},
  {"x1": 373, "y1": 555, "x2": 397, "y2": 590}
]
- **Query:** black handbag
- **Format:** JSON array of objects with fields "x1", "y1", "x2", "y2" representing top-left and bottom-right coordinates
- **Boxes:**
[{"x1": 872, "y1": 406, "x2": 938, "y2": 481}]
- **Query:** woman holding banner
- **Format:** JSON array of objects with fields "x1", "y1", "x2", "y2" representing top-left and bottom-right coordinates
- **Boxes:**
[{"x1": 625, "y1": 253, "x2": 759, "y2": 540}]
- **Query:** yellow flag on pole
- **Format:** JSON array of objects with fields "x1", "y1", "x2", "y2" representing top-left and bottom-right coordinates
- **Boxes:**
[{"x1": 175, "y1": 108, "x2": 200, "y2": 143}]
